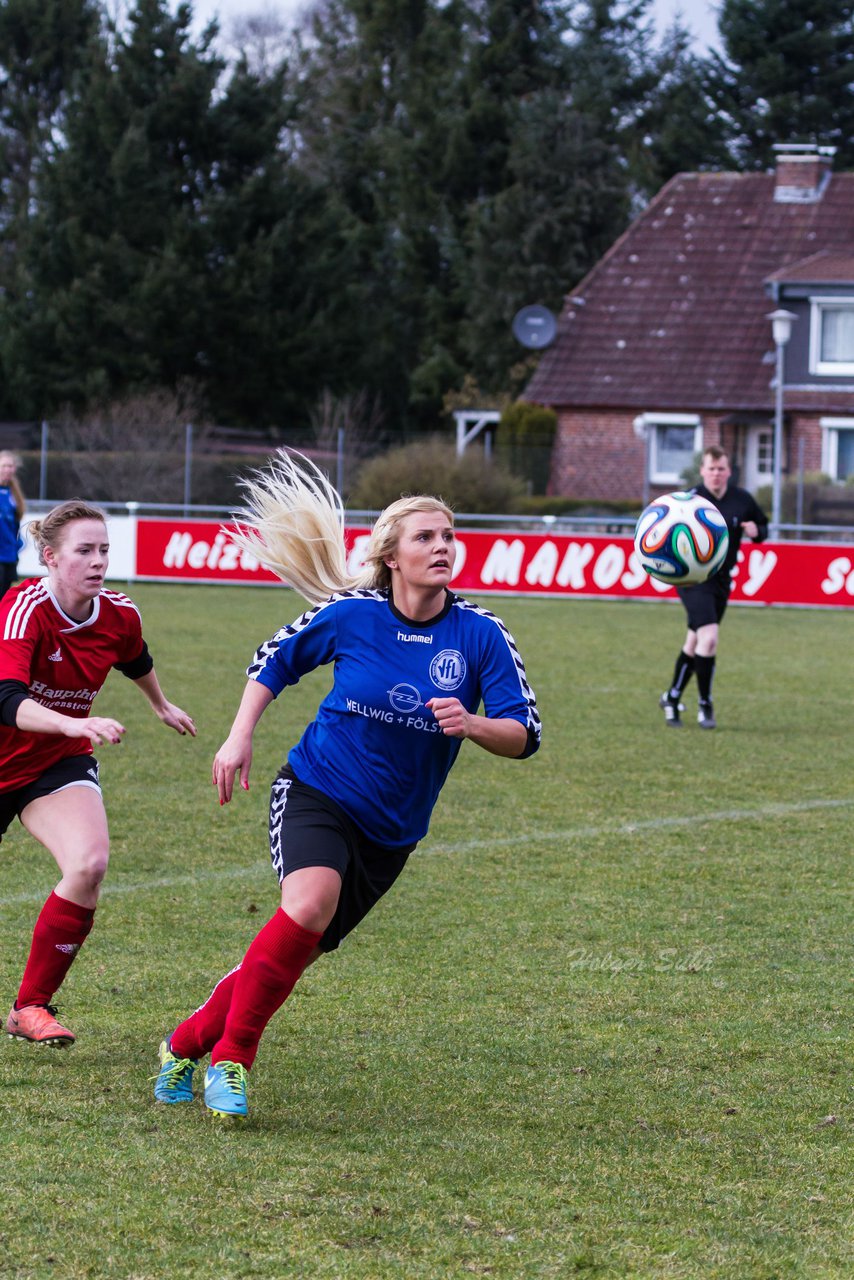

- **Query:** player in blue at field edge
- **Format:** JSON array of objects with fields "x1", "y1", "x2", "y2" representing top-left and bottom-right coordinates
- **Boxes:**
[
  {"x1": 660, "y1": 445, "x2": 768, "y2": 729},
  {"x1": 154, "y1": 451, "x2": 541, "y2": 1118},
  {"x1": 0, "y1": 451, "x2": 26, "y2": 601}
]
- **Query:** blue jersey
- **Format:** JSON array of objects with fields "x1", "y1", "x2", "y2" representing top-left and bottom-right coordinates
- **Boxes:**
[
  {"x1": 0, "y1": 487, "x2": 20, "y2": 563},
  {"x1": 248, "y1": 589, "x2": 541, "y2": 847}
]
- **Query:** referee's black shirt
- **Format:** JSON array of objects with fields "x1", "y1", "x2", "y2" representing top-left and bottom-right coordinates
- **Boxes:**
[{"x1": 694, "y1": 483, "x2": 769, "y2": 582}]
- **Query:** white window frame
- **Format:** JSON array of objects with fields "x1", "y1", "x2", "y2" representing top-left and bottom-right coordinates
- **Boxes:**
[
  {"x1": 809, "y1": 297, "x2": 854, "y2": 376},
  {"x1": 634, "y1": 413, "x2": 702, "y2": 485},
  {"x1": 820, "y1": 416, "x2": 854, "y2": 480},
  {"x1": 744, "y1": 424, "x2": 775, "y2": 486}
]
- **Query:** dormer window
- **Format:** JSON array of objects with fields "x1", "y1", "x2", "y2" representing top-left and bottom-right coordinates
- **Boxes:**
[{"x1": 809, "y1": 298, "x2": 854, "y2": 375}]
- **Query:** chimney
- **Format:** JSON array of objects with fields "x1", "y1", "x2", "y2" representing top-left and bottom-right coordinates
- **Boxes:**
[{"x1": 773, "y1": 143, "x2": 835, "y2": 203}]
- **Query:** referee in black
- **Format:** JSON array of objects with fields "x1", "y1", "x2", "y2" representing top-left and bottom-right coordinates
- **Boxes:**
[{"x1": 660, "y1": 445, "x2": 769, "y2": 729}]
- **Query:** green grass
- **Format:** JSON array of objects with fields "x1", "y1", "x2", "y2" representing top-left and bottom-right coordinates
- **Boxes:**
[{"x1": 1, "y1": 587, "x2": 851, "y2": 1279}]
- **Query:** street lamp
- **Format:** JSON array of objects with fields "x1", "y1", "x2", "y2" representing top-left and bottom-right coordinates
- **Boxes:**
[{"x1": 767, "y1": 308, "x2": 797, "y2": 535}]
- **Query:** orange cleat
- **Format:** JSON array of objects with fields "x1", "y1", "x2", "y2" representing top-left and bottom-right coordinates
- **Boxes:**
[{"x1": 6, "y1": 1003, "x2": 75, "y2": 1046}]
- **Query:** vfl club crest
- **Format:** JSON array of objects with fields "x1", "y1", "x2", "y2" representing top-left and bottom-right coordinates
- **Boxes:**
[{"x1": 429, "y1": 649, "x2": 466, "y2": 692}]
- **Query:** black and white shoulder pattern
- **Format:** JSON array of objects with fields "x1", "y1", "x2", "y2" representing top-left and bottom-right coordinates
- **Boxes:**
[
  {"x1": 247, "y1": 588, "x2": 385, "y2": 677},
  {"x1": 451, "y1": 596, "x2": 542, "y2": 742}
]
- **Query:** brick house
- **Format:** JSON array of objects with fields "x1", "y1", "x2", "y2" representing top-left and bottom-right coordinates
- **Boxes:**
[{"x1": 525, "y1": 145, "x2": 854, "y2": 506}]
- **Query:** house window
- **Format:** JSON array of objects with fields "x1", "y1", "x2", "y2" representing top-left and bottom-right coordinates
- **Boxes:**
[
  {"x1": 741, "y1": 423, "x2": 774, "y2": 492},
  {"x1": 809, "y1": 299, "x2": 854, "y2": 375},
  {"x1": 820, "y1": 417, "x2": 854, "y2": 481},
  {"x1": 635, "y1": 413, "x2": 702, "y2": 485},
  {"x1": 753, "y1": 428, "x2": 774, "y2": 477}
]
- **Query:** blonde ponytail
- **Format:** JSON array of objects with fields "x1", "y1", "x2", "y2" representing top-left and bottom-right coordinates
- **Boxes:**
[
  {"x1": 230, "y1": 450, "x2": 454, "y2": 605},
  {"x1": 230, "y1": 452, "x2": 355, "y2": 605}
]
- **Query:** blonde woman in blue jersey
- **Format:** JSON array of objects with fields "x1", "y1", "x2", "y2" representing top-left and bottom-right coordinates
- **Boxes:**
[{"x1": 154, "y1": 452, "x2": 541, "y2": 1118}]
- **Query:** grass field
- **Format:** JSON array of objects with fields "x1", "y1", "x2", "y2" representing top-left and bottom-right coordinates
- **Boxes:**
[{"x1": 1, "y1": 585, "x2": 851, "y2": 1279}]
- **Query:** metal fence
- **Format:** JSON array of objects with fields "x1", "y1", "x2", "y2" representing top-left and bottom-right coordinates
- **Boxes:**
[
  {"x1": 8, "y1": 420, "x2": 853, "y2": 541},
  {"x1": 20, "y1": 497, "x2": 854, "y2": 543}
]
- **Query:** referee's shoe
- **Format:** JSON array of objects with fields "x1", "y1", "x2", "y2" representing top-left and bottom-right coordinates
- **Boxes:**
[
  {"x1": 697, "y1": 700, "x2": 716, "y2": 730},
  {"x1": 659, "y1": 693, "x2": 683, "y2": 727}
]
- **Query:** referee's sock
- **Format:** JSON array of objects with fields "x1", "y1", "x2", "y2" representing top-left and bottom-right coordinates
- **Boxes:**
[
  {"x1": 694, "y1": 654, "x2": 716, "y2": 704},
  {"x1": 16, "y1": 891, "x2": 94, "y2": 1008},
  {"x1": 667, "y1": 650, "x2": 695, "y2": 702},
  {"x1": 210, "y1": 908, "x2": 322, "y2": 1070}
]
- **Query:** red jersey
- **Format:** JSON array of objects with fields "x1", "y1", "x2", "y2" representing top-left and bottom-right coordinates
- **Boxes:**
[{"x1": 0, "y1": 577, "x2": 145, "y2": 792}]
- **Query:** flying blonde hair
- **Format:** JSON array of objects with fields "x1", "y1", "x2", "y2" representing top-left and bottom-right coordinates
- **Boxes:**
[{"x1": 230, "y1": 450, "x2": 454, "y2": 605}]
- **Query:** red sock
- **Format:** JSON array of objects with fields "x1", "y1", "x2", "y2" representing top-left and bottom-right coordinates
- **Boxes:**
[
  {"x1": 170, "y1": 965, "x2": 241, "y2": 1061},
  {"x1": 16, "y1": 891, "x2": 95, "y2": 1008},
  {"x1": 211, "y1": 909, "x2": 322, "y2": 1070}
]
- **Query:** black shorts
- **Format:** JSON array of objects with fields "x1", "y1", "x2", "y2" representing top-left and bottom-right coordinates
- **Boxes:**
[
  {"x1": 269, "y1": 765, "x2": 415, "y2": 953},
  {"x1": 0, "y1": 755, "x2": 101, "y2": 843},
  {"x1": 677, "y1": 578, "x2": 730, "y2": 631},
  {"x1": 0, "y1": 562, "x2": 17, "y2": 598}
]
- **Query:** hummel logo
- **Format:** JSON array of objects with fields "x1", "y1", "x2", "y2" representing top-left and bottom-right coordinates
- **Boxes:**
[
  {"x1": 55, "y1": 943, "x2": 80, "y2": 955},
  {"x1": 48, "y1": 648, "x2": 62, "y2": 662}
]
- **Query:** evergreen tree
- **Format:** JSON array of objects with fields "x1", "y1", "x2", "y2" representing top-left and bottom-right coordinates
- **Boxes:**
[
  {"x1": 2, "y1": 0, "x2": 358, "y2": 426},
  {"x1": 707, "y1": 0, "x2": 854, "y2": 168},
  {"x1": 0, "y1": 0, "x2": 759, "y2": 432},
  {"x1": 458, "y1": 0, "x2": 680, "y2": 389},
  {"x1": 416, "y1": 0, "x2": 583, "y2": 404},
  {"x1": 198, "y1": 58, "x2": 367, "y2": 427},
  {"x1": 565, "y1": 0, "x2": 659, "y2": 143},
  {"x1": 289, "y1": 0, "x2": 626, "y2": 417},
  {"x1": 0, "y1": 0, "x2": 102, "y2": 414},
  {"x1": 286, "y1": 0, "x2": 469, "y2": 425},
  {"x1": 462, "y1": 90, "x2": 629, "y2": 389},
  {"x1": 627, "y1": 23, "x2": 731, "y2": 195},
  {"x1": 2, "y1": 0, "x2": 225, "y2": 412},
  {"x1": 0, "y1": 0, "x2": 100, "y2": 231}
]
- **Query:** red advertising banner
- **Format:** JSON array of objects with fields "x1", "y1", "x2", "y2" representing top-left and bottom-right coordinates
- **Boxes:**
[
  {"x1": 136, "y1": 518, "x2": 282, "y2": 583},
  {"x1": 135, "y1": 517, "x2": 854, "y2": 608}
]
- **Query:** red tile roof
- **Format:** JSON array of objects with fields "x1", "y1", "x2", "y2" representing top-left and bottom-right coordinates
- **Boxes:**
[
  {"x1": 525, "y1": 171, "x2": 854, "y2": 414},
  {"x1": 765, "y1": 250, "x2": 854, "y2": 284}
]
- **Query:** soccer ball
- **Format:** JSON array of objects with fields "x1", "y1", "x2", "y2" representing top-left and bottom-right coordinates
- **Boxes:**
[{"x1": 633, "y1": 491, "x2": 729, "y2": 585}]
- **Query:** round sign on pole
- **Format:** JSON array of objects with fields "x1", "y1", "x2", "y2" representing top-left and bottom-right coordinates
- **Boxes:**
[{"x1": 512, "y1": 305, "x2": 557, "y2": 349}]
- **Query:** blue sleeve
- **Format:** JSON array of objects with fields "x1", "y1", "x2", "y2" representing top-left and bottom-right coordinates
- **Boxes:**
[
  {"x1": 476, "y1": 615, "x2": 541, "y2": 759},
  {"x1": 246, "y1": 599, "x2": 339, "y2": 697}
]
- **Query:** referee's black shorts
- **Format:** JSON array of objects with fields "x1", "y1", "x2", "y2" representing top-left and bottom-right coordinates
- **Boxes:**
[
  {"x1": 268, "y1": 765, "x2": 415, "y2": 952},
  {"x1": 677, "y1": 577, "x2": 730, "y2": 631}
]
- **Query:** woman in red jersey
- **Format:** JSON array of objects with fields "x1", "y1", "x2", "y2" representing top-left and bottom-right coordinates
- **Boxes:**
[{"x1": 0, "y1": 500, "x2": 196, "y2": 1046}]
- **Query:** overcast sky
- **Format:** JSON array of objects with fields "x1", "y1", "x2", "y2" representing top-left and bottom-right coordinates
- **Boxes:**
[{"x1": 188, "y1": 0, "x2": 721, "y2": 53}]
